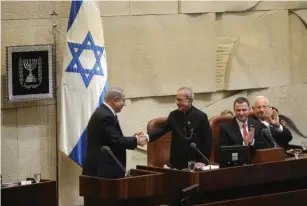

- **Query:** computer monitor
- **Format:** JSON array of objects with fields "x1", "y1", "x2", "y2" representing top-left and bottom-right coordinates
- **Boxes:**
[{"x1": 220, "y1": 145, "x2": 251, "y2": 168}]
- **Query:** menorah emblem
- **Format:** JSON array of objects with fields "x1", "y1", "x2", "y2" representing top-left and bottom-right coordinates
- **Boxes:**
[
  {"x1": 18, "y1": 57, "x2": 43, "y2": 89},
  {"x1": 23, "y1": 59, "x2": 38, "y2": 83}
]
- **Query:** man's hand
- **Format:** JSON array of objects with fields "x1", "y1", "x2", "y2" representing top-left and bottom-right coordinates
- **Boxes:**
[
  {"x1": 269, "y1": 112, "x2": 280, "y2": 127},
  {"x1": 245, "y1": 127, "x2": 255, "y2": 145},
  {"x1": 263, "y1": 107, "x2": 273, "y2": 122},
  {"x1": 134, "y1": 131, "x2": 144, "y2": 137},
  {"x1": 136, "y1": 134, "x2": 147, "y2": 147}
]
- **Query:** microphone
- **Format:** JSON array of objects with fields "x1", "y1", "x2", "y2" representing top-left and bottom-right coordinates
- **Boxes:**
[
  {"x1": 101, "y1": 146, "x2": 130, "y2": 177},
  {"x1": 261, "y1": 128, "x2": 279, "y2": 148},
  {"x1": 190, "y1": 142, "x2": 212, "y2": 170}
]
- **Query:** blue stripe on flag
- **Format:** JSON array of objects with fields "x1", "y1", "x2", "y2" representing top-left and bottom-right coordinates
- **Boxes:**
[
  {"x1": 68, "y1": 81, "x2": 109, "y2": 167},
  {"x1": 67, "y1": 0, "x2": 83, "y2": 31}
]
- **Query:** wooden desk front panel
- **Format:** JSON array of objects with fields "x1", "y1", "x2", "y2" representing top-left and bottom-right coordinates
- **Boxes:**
[
  {"x1": 197, "y1": 188, "x2": 307, "y2": 206},
  {"x1": 199, "y1": 157, "x2": 307, "y2": 191},
  {"x1": 1, "y1": 180, "x2": 56, "y2": 206}
]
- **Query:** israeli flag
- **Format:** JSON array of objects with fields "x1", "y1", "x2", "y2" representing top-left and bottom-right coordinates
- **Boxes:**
[{"x1": 60, "y1": 0, "x2": 108, "y2": 167}]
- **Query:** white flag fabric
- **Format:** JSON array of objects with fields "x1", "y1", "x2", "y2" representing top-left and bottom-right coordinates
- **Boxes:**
[{"x1": 60, "y1": 0, "x2": 108, "y2": 166}]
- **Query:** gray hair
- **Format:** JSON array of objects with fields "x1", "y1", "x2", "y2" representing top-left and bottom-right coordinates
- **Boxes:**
[
  {"x1": 105, "y1": 87, "x2": 124, "y2": 101},
  {"x1": 253, "y1": 96, "x2": 270, "y2": 106},
  {"x1": 178, "y1": 87, "x2": 194, "y2": 101}
]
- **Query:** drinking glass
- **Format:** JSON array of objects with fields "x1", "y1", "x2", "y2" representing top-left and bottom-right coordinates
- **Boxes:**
[
  {"x1": 293, "y1": 149, "x2": 303, "y2": 159},
  {"x1": 34, "y1": 173, "x2": 41, "y2": 183},
  {"x1": 188, "y1": 161, "x2": 196, "y2": 172},
  {"x1": 301, "y1": 141, "x2": 307, "y2": 151}
]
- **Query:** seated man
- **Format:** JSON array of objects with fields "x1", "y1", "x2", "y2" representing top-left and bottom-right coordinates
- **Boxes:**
[
  {"x1": 145, "y1": 87, "x2": 212, "y2": 170},
  {"x1": 251, "y1": 96, "x2": 293, "y2": 149},
  {"x1": 219, "y1": 97, "x2": 268, "y2": 149}
]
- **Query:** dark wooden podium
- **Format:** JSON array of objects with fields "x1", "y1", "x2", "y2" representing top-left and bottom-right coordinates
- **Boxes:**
[
  {"x1": 80, "y1": 169, "x2": 164, "y2": 206},
  {"x1": 195, "y1": 188, "x2": 307, "y2": 206},
  {"x1": 138, "y1": 156, "x2": 307, "y2": 205},
  {"x1": 1, "y1": 179, "x2": 56, "y2": 206},
  {"x1": 143, "y1": 116, "x2": 307, "y2": 205},
  {"x1": 136, "y1": 165, "x2": 200, "y2": 205}
]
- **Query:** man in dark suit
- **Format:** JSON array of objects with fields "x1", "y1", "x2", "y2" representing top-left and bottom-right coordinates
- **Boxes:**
[
  {"x1": 251, "y1": 96, "x2": 293, "y2": 150},
  {"x1": 219, "y1": 97, "x2": 268, "y2": 149},
  {"x1": 144, "y1": 87, "x2": 212, "y2": 170},
  {"x1": 82, "y1": 87, "x2": 147, "y2": 179}
]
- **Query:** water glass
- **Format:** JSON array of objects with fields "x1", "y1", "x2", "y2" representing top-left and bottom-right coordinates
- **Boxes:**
[
  {"x1": 301, "y1": 141, "x2": 307, "y2": 151},
  {"x1": 188, "y1": 161, "x2": 196, "y2": 172},
  {"x1": 293, "y1": 149, "x2": 303, "y2": 159},
  {"x1": 34, "y1": 173, "x2": 41, "y2": 183}
]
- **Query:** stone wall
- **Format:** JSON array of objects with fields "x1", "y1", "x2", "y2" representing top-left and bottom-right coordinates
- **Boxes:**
[{"x1": 1, "y1": 1, "x2": 307, "y2": 205}]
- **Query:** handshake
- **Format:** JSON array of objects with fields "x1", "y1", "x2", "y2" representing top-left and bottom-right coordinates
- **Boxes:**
[{"x1": 134, "y1": 132, "x2": 149, "y2": 147}]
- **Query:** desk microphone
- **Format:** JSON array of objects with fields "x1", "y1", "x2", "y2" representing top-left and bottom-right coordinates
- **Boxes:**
[
  {"x1": 190, "y1": 143, "x2": 211, "y2": 170},
  {"x1": 261, "y1": 128, "x2": 280, "y2": 148},
  {"x1": 101, "y1": 146, "x2": 130, "y2": 177}
]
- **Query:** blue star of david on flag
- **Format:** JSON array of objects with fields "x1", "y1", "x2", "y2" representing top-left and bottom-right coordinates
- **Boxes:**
[{"x1": 65, "y1": 31, "x2": 104, "y2": 87}]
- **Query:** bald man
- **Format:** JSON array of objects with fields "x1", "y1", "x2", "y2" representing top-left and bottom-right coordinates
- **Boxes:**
[
  {"x1": 83, "y1": 87, "x2": 146, "y2": 179},
  {"x1": 251, "y1": 96, "x2": 293, "y2": 150}
]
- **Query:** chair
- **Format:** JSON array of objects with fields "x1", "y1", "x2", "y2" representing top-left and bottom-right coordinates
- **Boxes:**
[
  {"x1": 146, "y1": 115, "x2": 232, "y2": 166},
  {"x1": 147, "y1": 117, "x2": 171, "y2": 167},
  {"x1": 147, "y1": 115, "x2": 235, "y2": 166},
  {"x1": 209, "y1": 112, "x2": 259, "y2": 163},
  {"x1": 209, "y1": 115, "x2": 233, "y2": 163}
]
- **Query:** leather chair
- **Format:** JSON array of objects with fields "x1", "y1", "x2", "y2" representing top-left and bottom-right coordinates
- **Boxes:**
[
  {"x1": 210, "y1": 111, "x2": 257, "y2": 163},
  {"x1": 210, "y1": 115, "x2": 233, "y2": 163},
  {"x1": 146, "y1": 115, "x2": 232, "y2": 166},
  {"x1": 147, "y1": 115, "x2": 249, "y2": 165},
  {"x1": 147, "y1": 117, "x2": 171, "y2": 167}
]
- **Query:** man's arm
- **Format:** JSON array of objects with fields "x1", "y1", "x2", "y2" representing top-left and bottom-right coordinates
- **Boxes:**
[
  {"x1": 254, "y1": 123, "x2": 271, "y2": 149},
  {"x1": 273, "y1": 127, "x2": 293, "y2": 148},
  {"x1": 147, "y1": 114, "x2": 172, "y2": 143},
  {"x1": 101, "y1": 116, "x2": 137, "y2": 150}
]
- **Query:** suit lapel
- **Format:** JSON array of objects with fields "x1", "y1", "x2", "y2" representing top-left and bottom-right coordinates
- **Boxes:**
[
  {"x1": 102, "y1": 104, "x2": 124, "y2": 135},
  {"x1": 115, "y1": 116, "x2": 124, "y2": 136},
  {"x1": 231, "y1": 118, "x2": 243, "y2": 143}
]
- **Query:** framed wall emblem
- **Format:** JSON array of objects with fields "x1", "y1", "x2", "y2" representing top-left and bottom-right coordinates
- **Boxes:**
[{"x1": 7, "y1": 44, "x2": 54, "y2": 102}]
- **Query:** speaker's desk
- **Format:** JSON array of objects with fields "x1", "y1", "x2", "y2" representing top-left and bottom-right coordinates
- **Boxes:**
[{"x1": 138, "y1": 156, "x2": 307, "y2": 205}]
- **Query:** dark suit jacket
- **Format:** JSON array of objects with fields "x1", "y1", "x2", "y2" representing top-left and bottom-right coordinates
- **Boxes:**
[
  {"x1": 219, "y1": 117, "x2": 268, "y2": 150},
  {"x1": 250, "y1": 116, "x2": 293, "y2": 150},
  {"x1": 148, "y1": 106, "x2": 212, "y2": 169},
  {"x1": 82, "y1": 104, "x2": 137, "y2": 178}
]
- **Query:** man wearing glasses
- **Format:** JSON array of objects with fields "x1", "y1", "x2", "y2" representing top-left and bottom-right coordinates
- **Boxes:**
[
  {"x1": 251, "y1": 96, "x2": 293, "y2": 149},
  {"x1": 144, "y1": 87, "x2": 212, "y2": 170},
  {"x1": 219, "y1": 97, "x2": 268, "y2": 149}
]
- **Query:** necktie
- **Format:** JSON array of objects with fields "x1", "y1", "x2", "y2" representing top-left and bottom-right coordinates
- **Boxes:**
[{"x1": 242, "y1": 123, "x2": 248, "y2": 143}]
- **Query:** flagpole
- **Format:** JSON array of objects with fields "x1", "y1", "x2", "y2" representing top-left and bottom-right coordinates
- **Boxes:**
[{"x1": 51, "y1": 10, "x2": 59, "y2": 206}]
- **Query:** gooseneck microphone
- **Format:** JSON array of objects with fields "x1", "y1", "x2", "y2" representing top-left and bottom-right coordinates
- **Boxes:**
[
  {"x1": 101, "y1": 146, "x2": 130, "y2": 177},
  {"x1": 190, "y1": 142, "x2": 211, "y2": 170},
  {"x1": 261, "y1": 128, "x2": 280, "y2": 148}
]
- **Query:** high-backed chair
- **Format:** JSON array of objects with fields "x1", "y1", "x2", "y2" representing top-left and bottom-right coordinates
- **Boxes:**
[
  {"x1": 210, "y1": 115, "x2": 233, "y2": 163},
  {"x1": 147, "y1": 117, "x2": 170, "y2": 167},
  {"x1": 147, "y1": 115, "x2": 239, "y2": 165}
]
